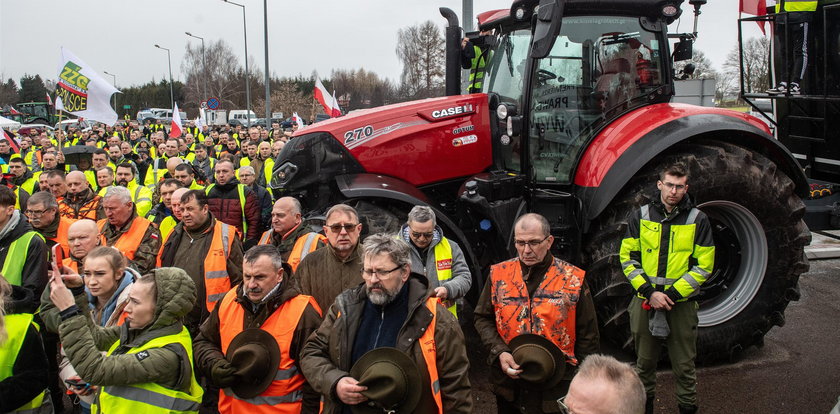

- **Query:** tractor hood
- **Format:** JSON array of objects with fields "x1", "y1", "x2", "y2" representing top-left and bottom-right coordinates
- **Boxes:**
[{"x1": 274, "y1": 94, "x2": 492, "y2": 192}]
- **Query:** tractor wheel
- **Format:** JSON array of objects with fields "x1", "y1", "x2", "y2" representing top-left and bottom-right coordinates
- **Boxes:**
[{"x1": 583, "y1": 141, "x2": 811, "y2": 364}]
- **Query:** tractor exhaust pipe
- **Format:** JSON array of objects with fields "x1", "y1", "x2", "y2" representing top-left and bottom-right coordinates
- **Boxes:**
[{"x1": 440, "y1": 7, "x2": 462, "y2": 96}]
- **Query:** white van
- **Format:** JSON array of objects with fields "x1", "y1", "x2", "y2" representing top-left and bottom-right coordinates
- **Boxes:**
[{"x1": 229, "y1": 110, "x2": 257, "y2": 126}]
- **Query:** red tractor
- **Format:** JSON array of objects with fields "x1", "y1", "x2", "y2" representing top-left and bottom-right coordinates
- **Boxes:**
[{"x1": 272, "y1": 0, "x2": 810, "y2": 363}]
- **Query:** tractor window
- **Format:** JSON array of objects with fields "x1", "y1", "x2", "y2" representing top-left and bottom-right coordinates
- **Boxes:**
[
  {"x1": 485, "y1": 29, "x2": 531, "y2": 173},
  {"x1": 528, "y1": 16, "x2": 664, "y2": 183}
]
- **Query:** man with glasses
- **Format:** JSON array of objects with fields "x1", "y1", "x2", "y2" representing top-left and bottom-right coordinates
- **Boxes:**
[
  {"x1": 558, "y1": 354, "x2": 645, "y2": 414},
  {"x1": 27, "y1": 191, "x2": 74, "y2": 257},
  {"x1": 474, "y1": 213, "x2": 599, "y2": 413},
  {"x1": 295, "y1": 203, "x2": 364, "y2": 311},
  {"x1": 398, "y1": 205, "x2": 471, "y2": 317},
  {"x1": 301, "y1": 234, "x2": 473, "y2": 413},
  {"x1": 619, "y1": 163, "x2": 714, "y2": 414},
  {"x1": 257, "y1": 197, "x2": 326, "y2": 272}
]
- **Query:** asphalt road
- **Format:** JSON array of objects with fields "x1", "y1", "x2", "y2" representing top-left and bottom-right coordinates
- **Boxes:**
[{"x1": 466, "y1": 258, "x2": 840, "y2": 413}]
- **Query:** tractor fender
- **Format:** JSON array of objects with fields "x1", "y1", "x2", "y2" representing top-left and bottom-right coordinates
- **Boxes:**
[
  {"x1": 574, "y1": 104, "x2": 808, "y2": 222},
  {"x1": 335, "y1": 173, "x2": 479, "y2": 270}
]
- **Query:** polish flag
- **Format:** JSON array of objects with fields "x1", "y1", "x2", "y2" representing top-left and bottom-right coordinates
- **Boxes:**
[
  {"x1": 46, "y1": 92, "x2": 53, "y2": 106},
  {"x1": 314, "y1": 77, "x2": 341, "y2": 118},
  {"x1": 292, "y1": 112, "x2": 305, "y2": 130},
  {"x1": 740, "y1": 0, "x2": 767, "y2": 34},
  {"x1": 170, "y1": 102, "x2": 183, "y2": 138},
  {"x1": 2, "y1": 129, "x2": 20, "y2": 153}
]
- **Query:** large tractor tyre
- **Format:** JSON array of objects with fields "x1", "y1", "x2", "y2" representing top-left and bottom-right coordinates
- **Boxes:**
[{"x1": 583, "y1": 141, "x2": 811, "y2": 364}]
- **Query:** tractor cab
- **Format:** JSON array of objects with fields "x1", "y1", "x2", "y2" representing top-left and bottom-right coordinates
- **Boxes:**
[{"x1": 480, "y1": 9, "x2": 673, "y2": 184}]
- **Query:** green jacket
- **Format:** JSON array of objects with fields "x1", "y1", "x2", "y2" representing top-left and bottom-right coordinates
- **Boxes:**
[
  {"x1": 57, "y1": 268, "x2": 198, "y2": 392},
  {"x1": 619, "y1": 193, "x2": 715, "y2": 301}
]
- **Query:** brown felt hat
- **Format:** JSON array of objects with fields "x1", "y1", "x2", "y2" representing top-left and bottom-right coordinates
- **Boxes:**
[
  {"x1": 509, "y1": 334, "x2": 567, "y2": 390},
  {"x1": 349, "y1": 347, "x2": 422, "y2": 414},
  {"x1": 225, "y1": 328, "x2": 281, "y2": 399}
]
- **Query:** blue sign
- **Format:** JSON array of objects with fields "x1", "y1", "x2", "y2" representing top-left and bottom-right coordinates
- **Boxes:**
[{"x1": 207, "y1": 97, "x2": 220, "y2": 110}]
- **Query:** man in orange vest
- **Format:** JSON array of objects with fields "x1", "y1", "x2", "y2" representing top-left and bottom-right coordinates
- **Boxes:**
[
  {"x1": 59, "y1": 171, "x2": 105, "y2": 221},
  {"x1": 473, "y1": 213, "x2": 600, "y2": 413},
  {"x1": 257, "y1": 197, "x2": 325, "y2": 273},
  {"x1": 300, "y1": 234, "x2": 473, "y2": 414},
  {"x1": 194, "y1": 245, "x2": 322, "y2": 414},
  {"x1": 98, "y1": 186, "x2": 160, "y2": 275},
  {"x1": 157, "y1": 189, "x2": 243, "y2": 335},
  {"x1": 26, "y1": 190, "x2": 74, "y2": 257},
  {"x1": 62, "y1": 219, "x2": 102, "y2": 274}
]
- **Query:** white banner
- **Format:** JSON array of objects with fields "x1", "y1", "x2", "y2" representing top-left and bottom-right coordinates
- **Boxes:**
[{"x1": 55, "y1": 47, "x2": 120, "y2": 125}]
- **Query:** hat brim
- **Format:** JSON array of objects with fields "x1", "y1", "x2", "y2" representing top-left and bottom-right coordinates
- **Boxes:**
[
  {"x1": 349, "y1": 347, "x2": 422, "y2": 414},
  {"x1": 226, "y1": 328, "x2": 281, "y2": 399},
  {"x1": 509, "y1": 334, "x2": 567, "y2": 390}
]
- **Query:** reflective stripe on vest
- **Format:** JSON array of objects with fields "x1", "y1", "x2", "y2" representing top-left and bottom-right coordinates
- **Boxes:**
[
  {"x1": 217, "y1": 289, "x2": 321, "y2": 413},
  {"x1": 418, "y1": 297, "x2": 443, "y2": 414},
  {"x1": 1, "y1": 231, "x2": 42, "y2": 286},
  {"x1": 203, "y1": 221, "x2": 235, "y2": 311},
  {"x1": 95, "y1": 326, "x2": 203, "y2": 414},
  {"x1": 432, "y1": 237, "x2": 457, "y2": 318},
  {"x1": 489, "y1": 257, "x2": 584, "y2": 365},
  {"x1": 204, "y1": 184, "x2": 247, "y2": 235},
  {"x1": 0, "y1": 313, "x2": 50, "y2": 413},
  {"x1": 776, "y1": 0, "x2": 817, "y2": 12},
  {"x1": 97, "y1": 217, "x2": 152, "y2": 260},
  {"x1": 287, "y1": 232, "x2": 326, "y2": 273},
  {"x1": 258, "y1": 229, "x2": 274, "y2": 245}
]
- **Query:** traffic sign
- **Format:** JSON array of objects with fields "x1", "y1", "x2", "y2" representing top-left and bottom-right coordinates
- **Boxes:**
[
  {"x1": 200, "y1": 101, "x2": 208, "y2": 109},
  {"x1": 207, "y1": 97, "x2": 220, "y2": 110}
]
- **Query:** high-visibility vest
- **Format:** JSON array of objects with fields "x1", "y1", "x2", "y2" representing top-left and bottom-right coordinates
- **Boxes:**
[
  {"x1": 46, "y1": 216, "x2": 76, "y2": 258},
  {"x1": 17, "y1": 176, "x2": 37, "y2": 196},
  {"x1": 776, "y1": 0, "x2": 817, "y2": 12},
  {"x1": 432, "y1": 237, "x2": 457, "y2": 317},
  {"x1": 260, "y1": 158, "x2": 274, "y2": 186},
  {"x1": 60, "y1": 195, "x2": 102, "y2": 221},
  {"x1": 84, "y1": 170, "x2": 97, "y2": 189},
  {"x1": 468, "y1": 46, "x2": 491, "y2": 93},
  {"x1": 158, "y1": 216, "x2": 177, "y2": 240},
  {"x1": 418, "y1": 297, "x2": 443, "y2": 414},
  {"x1": 204, "y1": 184, "x2": 248, "y2": 235},
  {"x1": 127, "y1": 182, "x2": 153, "y2": 217},
  {"x1": 93, "y1": 326, "x2": 203, "y2": 414},
  {"x1": 13, "y1": 187, "x2": 23, "y2": 211},
  {"x1": 157, "y1": 220, "x2": 235, "y2": 311},
  {"x1": 1, "y1": 231, "x2": 43, "y2": 286},
  {"x1": 63, "y1": 257, "x2": 79, "y2": 273},
  {"x1": 217, "y1": 289, "x2": 320, "y2": 414},
  {"x1": 97, "y1": 217, "x2": 152, "y2": 261},
  {"x1": 287, "y1": 232, "x2": 326, "y2": 273},
  {"x1": 0, "y1": 313, "x2": 52, "y2": 413},
  {"x1": 489, "y1": 257, "x2": 584, "y2": 365}
]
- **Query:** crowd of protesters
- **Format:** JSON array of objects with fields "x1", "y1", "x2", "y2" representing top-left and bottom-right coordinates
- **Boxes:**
[{"x1": 0, "y1": 116, "x2": 650, "y2": 414}]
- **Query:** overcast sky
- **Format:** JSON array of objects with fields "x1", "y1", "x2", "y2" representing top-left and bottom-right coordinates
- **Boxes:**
[{"x1": 0, "y1": 0, "x2": 763, "y2": 89}]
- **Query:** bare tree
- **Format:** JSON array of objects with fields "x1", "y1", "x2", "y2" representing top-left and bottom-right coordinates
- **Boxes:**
[
  {"x1": 723, "y1": 36, "x2": 771, "y2": 95},
  {"x1": 181, "y1": 39, "x2": 247, "y2": 111},
  {"x1": 330, "y1": 68, "x2": 397, "y2": 111},
  {"x1": 396, "y1": 21, "x2": 445, "y2": 100},
  {"x1": 674, "y1": 49, "x2": 719, "y2": 80},
  {"x1": 254, "y1": 80, "x2": 310, "y2": 120}
]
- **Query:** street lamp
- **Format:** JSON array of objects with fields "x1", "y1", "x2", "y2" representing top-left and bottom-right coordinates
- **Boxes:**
[
  {"x1": 154, "y1": 44, "x2": 175, "y2": 111},
  {"x1": 103, "y1": 71, "x2": 117, "y2": 112},
  {"x1": 223, "y1": 0, "x2": 252, "y2": 126},
  {"x1": 185, "y1": 32, "x2": 208, "y2": 104},
  {"x1": 263, "y1": 0, "x2": 271, "y2": 123}
]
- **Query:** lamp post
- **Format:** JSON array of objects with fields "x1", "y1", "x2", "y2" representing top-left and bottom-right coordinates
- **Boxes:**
[
  {"x1": 185, "y1": 32, "x2": 208, "y2": 104},
  {"x1": 263, "y1": 0, "x2": 271, "y2": 123},
  {"x1": 223, "y1": 0, "x2": 252, "y2": 126},
  {"x1": 154, "y1": 44, "x2": 175, "y2": 110},
  {"x1": 103, "y1": 71, "x2": 117, "y2": 112}
]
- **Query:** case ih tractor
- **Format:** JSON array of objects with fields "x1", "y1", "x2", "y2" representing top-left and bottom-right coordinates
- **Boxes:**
[{"x1": 272, "y1": 0, "x2": 811, "y2": 363}]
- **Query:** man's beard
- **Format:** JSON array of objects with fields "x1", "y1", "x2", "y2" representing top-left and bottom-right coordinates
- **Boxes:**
[
  {"x1": 366, "y1": 282, "x2": 402, "y2": 306},
  {"x1": 117, "y1": 179, "x2": 129, "y2": 187}
]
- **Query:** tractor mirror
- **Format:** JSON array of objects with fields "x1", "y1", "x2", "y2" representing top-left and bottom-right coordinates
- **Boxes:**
[
  {"x1": 530, "y1": 0, "x2": 565, "y2": 59},
  {"x1": 672, "y1": 38, "x2": 693, "y2": 62}
]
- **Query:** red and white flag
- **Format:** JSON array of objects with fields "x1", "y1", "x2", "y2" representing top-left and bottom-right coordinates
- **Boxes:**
[
  {"x1": 292, "y1": 112, "x2": 305, "y2": 130},
  {"x1": 46, "y1": 92, "x2": 53, "y2": 106},
  {"x1": 314, "y1": 77, "x2": 341, "y2": 118},
  {"x1": 8, "y1": 107, "x2": 20, "y2": 116},
  {"x1": 2, "y1": 129, "x2": 20, "y2": 153},
  {"x1": 170, "y1": 102, "x2": 183, "y2": 138},
  {"x1": 740, "y1": 0, "x2": 768, "y2": 35}
]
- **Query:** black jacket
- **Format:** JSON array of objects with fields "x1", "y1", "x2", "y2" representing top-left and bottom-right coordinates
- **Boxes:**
[
  {"x1": 0, "y1": 216, "x2": 47, "y2": 309},
  {"x1": 0, "y1": 286, "x2": 50, "y2": 411}
]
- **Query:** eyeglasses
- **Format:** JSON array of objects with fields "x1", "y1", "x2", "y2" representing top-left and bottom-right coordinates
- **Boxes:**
[
  {"x1": 513, "y1": 235, "x2": 549, "y2": 248},
  {"x1": 362, "y1": 264, "x2": 403, "y2": 279},
  {"x1": 660, "y1": 181, "x2": 687, "y2": 191},
  {"x1": 25, "y1": 208, "x2": 52, "y2": 217},
  {"x1": 557, "y1": 396, "x2": 573, "y2": 414},
  {"x1": 327, "y1": 223, "x2": 359, "y2": 233},
  {"x1": 410, "y1": 231, "x2": 434, "y2": 239}
]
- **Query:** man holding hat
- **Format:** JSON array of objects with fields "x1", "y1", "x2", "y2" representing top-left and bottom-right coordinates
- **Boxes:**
[
  {"x1": 194, "y1": 245, "x2": 323, "y2": 413},
  {"x1": 474, "y1": 213, "x2": 599, "y2": 413},
  {"x1": 300, "y1": 233, "x2": 473, "y2": 414}
]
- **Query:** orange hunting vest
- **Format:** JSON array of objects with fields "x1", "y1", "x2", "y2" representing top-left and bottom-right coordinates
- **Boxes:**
[
  {"x1": 418, "y1": 297, "x2": 444, "y2": 414},
  {"x1": 257, "y1": 230, "x2": 325, "y2": 273},
  {"x1": 97, "y1": 217, "x2": 152, "y2": 261},
  {"x1": 217, "y1": 289, "x2": 320, "y2": 414},
  {"x1": 489, "y1": 257, "x2": 585, "y2": 364},
  {"x1": 48, "y1": 216, "x2": 76, "y2": 257}
]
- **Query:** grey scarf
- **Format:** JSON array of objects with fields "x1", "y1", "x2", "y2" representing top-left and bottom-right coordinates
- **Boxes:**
[{"x1": 0, "y1": 210, "x2": 21, "y2": 241}]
